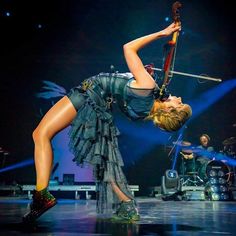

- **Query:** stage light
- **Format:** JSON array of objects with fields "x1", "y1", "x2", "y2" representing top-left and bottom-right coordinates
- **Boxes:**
[
  {"x1": 209, "y1": 178, "x2": 217, "y2": 185},
  {"x1": 209, "y1": 170, "x2": 217, "y2": 177},
  {"x1": 167, "y1": 170, "x2": 177, "y2": 179},
  {"x1": 161, "y1": 169, "x2": 181, "y2": 196},
  {"x1": 219, "y1": 185, "x2": 228, "y2": 192},
  {"x1": 210, "y1": 185, "x2": 219, "y2": 192},
  {"x1": 218, "y1": 170, "x2": 224, "y2": 177},
  {"x1": 220, "y1": 193, "x2": 229, "y2": 200},
  {"x1": 5, "y1": 12, "x2": 11, "y2": 17},
  {"x1": 204, "y1": 161, "x2": 230, "y2": 201},
  {"x1": 165, "y1": 17, "x2": 169, "y2": 22},
  {"x1": 0, "y1": 159, "x2": 34, "y2": 173},
  {"x1": 211, "y1": 193, "x2": 220, "y2": 201},
  {"x1": 218, "y1": 178, "x2": 226, "y2": 184}
]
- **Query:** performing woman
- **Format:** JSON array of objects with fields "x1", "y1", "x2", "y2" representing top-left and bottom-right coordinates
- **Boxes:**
[{"x1": 23, "y1": 22, "x2": 192, "y2": 223}]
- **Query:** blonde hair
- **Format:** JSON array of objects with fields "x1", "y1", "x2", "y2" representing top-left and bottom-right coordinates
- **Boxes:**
[{"x1": 146, "y1": 100, "x2": 192, "y2": 132}]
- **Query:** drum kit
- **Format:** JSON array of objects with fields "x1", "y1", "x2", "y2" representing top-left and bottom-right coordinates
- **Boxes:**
[
  {"x1": 168, "y1": 137, "x2": 236, "y2": 187},
  {"x1": 177, "y1": 142, "x2": 205, "y2": 186},
  {"x1": 221, "y1": 136, "x2": 236, "y2": 186},
  {"x1": 222, "y1": 137, "x2": 236, "y2": 157}
]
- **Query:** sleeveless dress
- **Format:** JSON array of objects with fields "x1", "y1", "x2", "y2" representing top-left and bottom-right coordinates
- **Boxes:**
[{"x1": 67, "y1": 72, "x2": 155, "y2": 213}]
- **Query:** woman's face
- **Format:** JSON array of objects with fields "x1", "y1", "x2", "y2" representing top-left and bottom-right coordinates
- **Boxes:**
[{"x1": 164, "y1": 96, "x2": 185, "y2": 109}]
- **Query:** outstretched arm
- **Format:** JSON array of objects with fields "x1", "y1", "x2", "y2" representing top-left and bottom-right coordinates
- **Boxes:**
[{"x1": 123, "y1": 23, "x2": 181, "y2": 89}]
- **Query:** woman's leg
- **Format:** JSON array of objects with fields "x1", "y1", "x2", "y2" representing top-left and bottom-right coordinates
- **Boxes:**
[
  {"x1": 111, "y1": 182, "x2": 140, "y2": 221},
  {"x1": 111, "y1": 182, "x2": 131, "y2": 202},
  {"x1": 33, "y1": 96, "x2": 77, "y2": 191}
]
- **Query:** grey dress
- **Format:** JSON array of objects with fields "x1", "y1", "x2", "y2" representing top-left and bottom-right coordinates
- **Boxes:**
[{"x1": 67, "y1": 72, "x2": 155, "y2": 213}]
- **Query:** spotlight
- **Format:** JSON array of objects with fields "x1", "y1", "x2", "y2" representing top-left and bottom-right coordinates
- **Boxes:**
[
  {"x1": 161, "y1": 169, "x2": 181, "y2": 196},
  {"x1": 211, "y1": 193, "x2": 220, "y2": 201},
  {"x1": 204, "y1": 161, "x2": 230, "y2": 201},
  {"x1": 167, "y1": 170, "x2": 177, "y2": 179},
  {"x1": 219, "y1": 185, "x2": 228, "y2": 192},
  {"x1": 209, "y1": 178, "x2": 218, "y2": 185},
  {"x1": 210, "y1": 185, "x2": 219, "y2": 192},
  {"x1": 218, "y1": 170, "x2": 224, "y2": 177},
  {"x1": 209, "y1": 170, "x2": 217, "y2": 177},
  {"x1": 165, "y1": 17, "x2": 170, "y2": 22},
  {"x1": 218, "y1": 178, "x2": 226, "y2": 184},
  {"x1": 5, "y1": 12, "x2": 11, "y2": 17},
  {"x1": 220, "y1": 193, "x2": 229, "y2": 200}
]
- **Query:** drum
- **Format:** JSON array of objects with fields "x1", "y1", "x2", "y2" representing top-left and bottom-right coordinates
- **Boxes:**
[
  {"x1": 198, "y1": 160, "x2": 230, "y2": 183},
  {"x1": 179, "y1": 158, "x2": 196, "y2": 175}
]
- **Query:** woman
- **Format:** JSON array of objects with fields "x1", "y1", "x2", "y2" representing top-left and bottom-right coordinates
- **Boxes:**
[{"x1": 23, "y1": 22, "x2": 192, "y2": 223}]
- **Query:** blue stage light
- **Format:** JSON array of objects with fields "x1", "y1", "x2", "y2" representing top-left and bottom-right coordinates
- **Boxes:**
[
  {"x1": 0, "y1": 159, "x2": 34, "y2": 173},
  {"x1": 189, "y1": 79, "x2": 236, "y2": 119},
  {"x1": 167, "y1": 170, "x2": 177, "y2": 178}
]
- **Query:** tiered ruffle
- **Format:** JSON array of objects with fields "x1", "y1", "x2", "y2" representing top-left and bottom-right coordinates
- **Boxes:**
[{"x1": 67, "y1": 85, "x2": 134, "y2": 213}]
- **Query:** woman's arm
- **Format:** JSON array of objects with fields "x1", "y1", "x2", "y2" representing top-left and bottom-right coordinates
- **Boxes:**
[{"x1": 123, "y1": 23, "x2": 181, "y2": 89}]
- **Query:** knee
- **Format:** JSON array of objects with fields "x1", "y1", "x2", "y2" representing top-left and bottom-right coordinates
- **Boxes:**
[{"x1": 32, "y1": 126, "x2": 50, "y2": 144}]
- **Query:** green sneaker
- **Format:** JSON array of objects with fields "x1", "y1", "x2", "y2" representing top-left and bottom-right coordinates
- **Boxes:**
[
  {"x1": 22, "y1": 188, "x2": 57, "y2": 223},
  {"x1": 112, "y1": 200, "x2": 140, "y2": 222}
]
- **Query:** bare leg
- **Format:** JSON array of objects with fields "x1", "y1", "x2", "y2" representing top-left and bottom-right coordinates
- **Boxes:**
[
  {"x1": 33, "y1": 95, "x2": 131, "y2": 202},
  {"x1": 32, "y1": 96, "x2": 77, "y2": 191},
  {"x1": 111, "y1": 182, "x2": 131, "y2": 202}
]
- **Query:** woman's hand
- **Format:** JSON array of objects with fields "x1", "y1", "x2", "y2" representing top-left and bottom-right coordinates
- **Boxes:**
[{"x1": 161, "y1": 22, "x2": 181, "y2": 37}]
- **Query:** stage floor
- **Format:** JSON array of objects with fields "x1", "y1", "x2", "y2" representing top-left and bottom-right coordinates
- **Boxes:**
[{"x1": 0, "y1": 197, "x2": 235, "y2": 235}]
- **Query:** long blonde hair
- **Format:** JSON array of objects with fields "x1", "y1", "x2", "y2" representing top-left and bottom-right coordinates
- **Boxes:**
[{"x1": 146, "y1": 100, "x2": 192, "y2": 132}]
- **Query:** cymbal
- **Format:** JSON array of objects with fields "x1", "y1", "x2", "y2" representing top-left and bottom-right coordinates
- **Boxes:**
[
  {"x1": 173, "y1": 141, "x2": 191, "y2": 147},
  {"x1": 222, "y1": 137, "x2": 236, "y2": 146},
  {"x1": 181, "y1": 147, "x2": 203, "y2": 153},
  {"x1": 181, "y1": 149, "x2": 193, "y2": 154}
]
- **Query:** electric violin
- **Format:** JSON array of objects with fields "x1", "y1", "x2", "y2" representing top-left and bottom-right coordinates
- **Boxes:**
[
  {"x1": 158, "y1": 1, "x2": 182, "y2": 101},
  {"x1": 148, "y1": 1, "x2": 221, "y2": 96}
]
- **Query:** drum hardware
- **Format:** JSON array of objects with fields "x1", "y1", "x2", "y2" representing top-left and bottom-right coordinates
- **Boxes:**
[
  {"x1": 222, "y1": 137, "x2": 236, "y2": 157},
  {"x1": 222, "y1": 137, "x2": 236, "y2": 146},
  {"x1": 167, "y1": 140, "x2": 192, "y2": 158},
  {"x1": 179, "y1": 151, "x2": 205, "y2": 187},
  {"x1": 181, "y1": 171, "x2": 205, "y2": 187},
  {"x1": 221, "y1": 137, "x2": 236, "y2": 186}
]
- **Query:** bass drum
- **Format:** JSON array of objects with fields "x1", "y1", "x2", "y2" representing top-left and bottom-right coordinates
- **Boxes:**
[{"x1": 198, "y1": 160, "x2": 230, "y2": 183}]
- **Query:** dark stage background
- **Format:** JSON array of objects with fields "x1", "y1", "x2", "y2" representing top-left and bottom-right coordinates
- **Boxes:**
[{"x1": 0, "y1": 0, "x2": 235, "y2": 195}]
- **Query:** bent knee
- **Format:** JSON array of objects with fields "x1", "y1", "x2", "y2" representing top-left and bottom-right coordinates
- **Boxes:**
[{"x1": 32, "y1": 126, "x2": 52, "y2": 143}]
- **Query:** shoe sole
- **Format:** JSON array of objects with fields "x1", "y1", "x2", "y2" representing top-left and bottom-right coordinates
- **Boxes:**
[{"x1": 22, "y1": 200, "x2": 57, "y2": 223}]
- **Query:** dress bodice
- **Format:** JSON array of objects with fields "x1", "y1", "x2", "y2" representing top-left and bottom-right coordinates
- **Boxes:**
[{"x1": 89, "y1": 72, "x2": 155, "y2": 120}]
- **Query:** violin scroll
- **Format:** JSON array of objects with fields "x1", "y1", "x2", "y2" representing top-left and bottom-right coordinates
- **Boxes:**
[{"x1": 172, "y1": 1, "x2": 182, "y2": 24}]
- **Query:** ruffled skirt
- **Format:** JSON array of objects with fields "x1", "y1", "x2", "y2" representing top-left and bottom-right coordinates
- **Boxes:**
[{"x1": 67, "y1": 85, "x2": 134, "y2": 213}]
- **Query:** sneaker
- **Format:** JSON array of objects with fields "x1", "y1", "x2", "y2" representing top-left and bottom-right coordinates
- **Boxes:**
[
  {"x1": 112, "y1": 200, "x2": 140, "y2": 222},
  {"x1": 22, "y1": 188, "x2": 57, "y2": 223}
]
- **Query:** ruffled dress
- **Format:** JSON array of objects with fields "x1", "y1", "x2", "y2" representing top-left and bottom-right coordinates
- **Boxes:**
[{"x1": 67, "y1": 72, "x2": 154, "y2": 213}]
